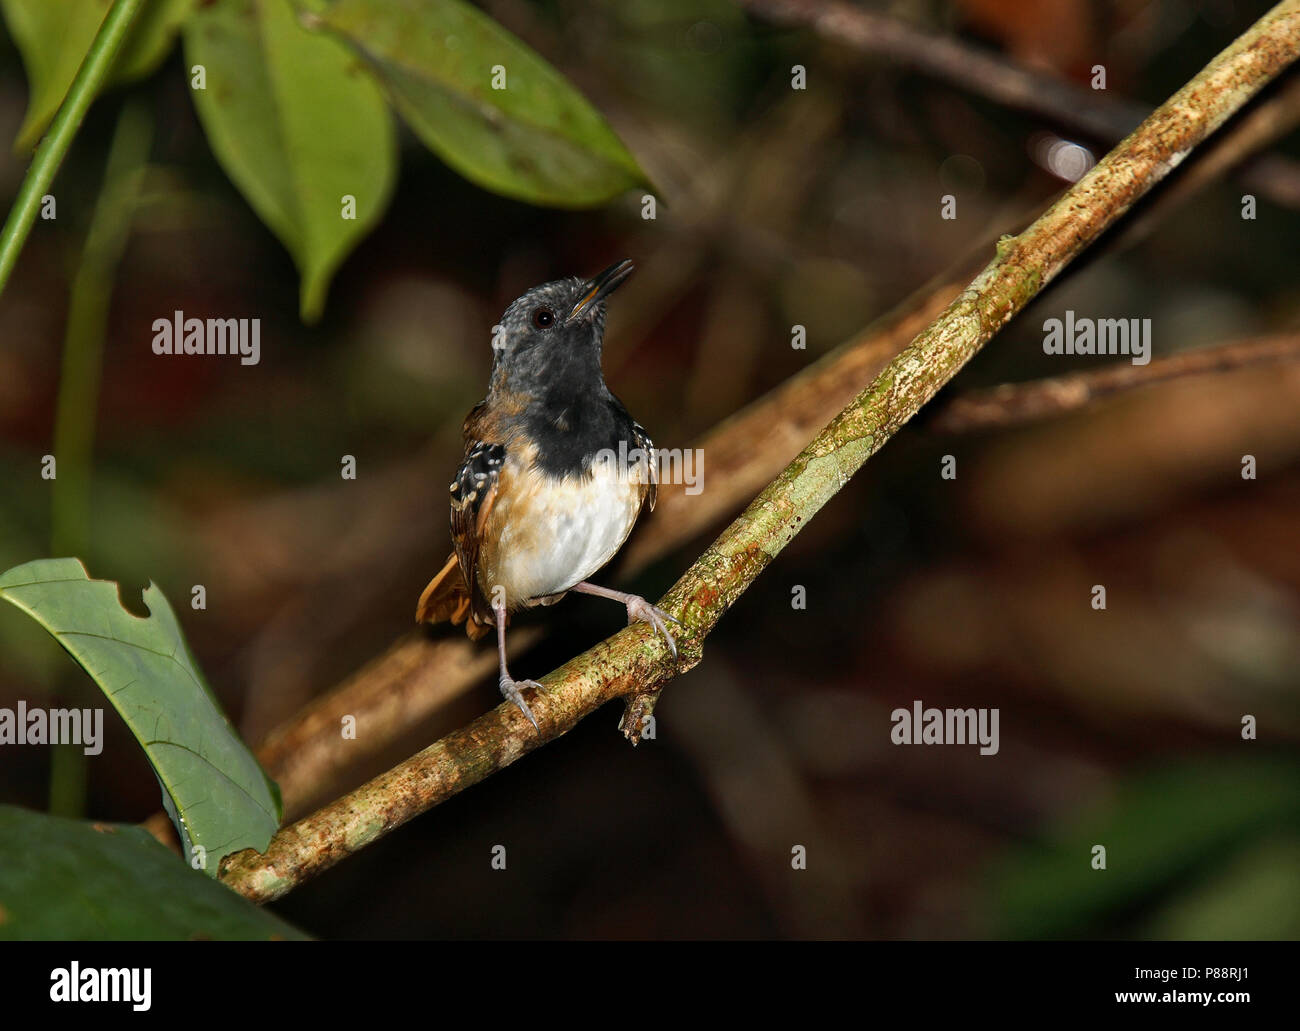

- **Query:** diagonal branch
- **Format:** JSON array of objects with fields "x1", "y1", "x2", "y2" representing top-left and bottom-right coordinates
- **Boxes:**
[
  {"x1": 218, "y1": 1, "x2": 1300, "y2": 904},
  {"x1": 247, "y1": 52, "x2": 1300, "y2": 820},
  {"x1": 240, "y1": 12, "x2": 1300, "y2": 821}
]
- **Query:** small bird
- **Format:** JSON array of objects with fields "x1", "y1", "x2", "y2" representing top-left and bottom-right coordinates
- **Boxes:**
[{"x1": 416, "y1": 260, "x2": 679, "y2": 729}]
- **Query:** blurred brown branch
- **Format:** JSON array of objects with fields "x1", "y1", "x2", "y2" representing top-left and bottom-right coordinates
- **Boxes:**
[
  {"x1": 217, "y1": 2, "x2": 1300, "y2": 903},
  {"x1": 933, "y1": 333, "x2": 1300, "y2": 433},
  {"x1": 737, "y1": 0, "x2": 1300, "y2": 208},
  {"x1": 740, "y1": 0, "x2": 1144, "y2": 139},
  {"x1": 963, "y1": 361, "x2": 1300, "y2": 540},
  {"x1": 253, "y1": 627, "x2": 539, "y2": 816}
]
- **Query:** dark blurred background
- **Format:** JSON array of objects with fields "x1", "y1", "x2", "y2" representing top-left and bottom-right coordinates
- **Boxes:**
[{"x1": 1, "y1": 0, "x2": 1298, "y2": 938}]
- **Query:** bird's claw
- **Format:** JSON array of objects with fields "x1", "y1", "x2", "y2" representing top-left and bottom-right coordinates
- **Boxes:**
[
  {"x1": 625, "y1": 596, "x2": 680, "y2": 659},
  {"x1": 499, "y1": 676, "x2": 542, "y2": 730}
]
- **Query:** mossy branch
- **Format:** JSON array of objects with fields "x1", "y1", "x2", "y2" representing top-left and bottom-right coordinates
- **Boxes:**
[{"x1": 219, "y1": 1, "x2": 1300, "y2": 904}]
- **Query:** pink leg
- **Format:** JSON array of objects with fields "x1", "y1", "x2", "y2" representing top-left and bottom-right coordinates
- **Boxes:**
[
  {"x1": 495, "y1": 602, "x2": 540, "y2": 730},
  {"x1": 571, "y1": 582, "x2": 681, "y2": 658}
]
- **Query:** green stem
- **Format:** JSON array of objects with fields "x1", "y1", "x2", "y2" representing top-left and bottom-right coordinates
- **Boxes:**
[
  {"x1": 50, "y1": 99, "x2": 154, "y2": 560},
  {"x1": 0, "y1": 0, "x2": 145, "y2": 298},
  {"x1": 47, "y1": 98, "x2": 154, "y2": 817}
]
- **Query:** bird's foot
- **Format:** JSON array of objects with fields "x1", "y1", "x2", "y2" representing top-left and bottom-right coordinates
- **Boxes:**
[
  {"x1": 499, "y1": 675, "x2": 542, "y2": 730},
  {"x1": 625, "y1": 595, "x2": 682, "y2": 659}
]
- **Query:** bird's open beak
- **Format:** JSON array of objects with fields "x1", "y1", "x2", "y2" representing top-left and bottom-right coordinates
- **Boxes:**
[{"x1": 567, "y1": 259, "x2": 634, "y2": 322}]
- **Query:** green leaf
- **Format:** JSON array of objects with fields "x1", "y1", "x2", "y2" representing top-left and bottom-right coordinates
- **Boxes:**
[
  {"x1": 1, "y1": 0, "x2": 196, "y2": 152},
  {"x1": 315, "y1": 0, "x2": 651, "y2": 207},
  {"x1": 0, "y1": 558, "x2": 281, "y2": 875},
  {"x1": 183, "y1": 0, "x2": 396, "y2": 320},
  {"x1": 988, "y1": 758, "x2": 1300, "y2": 938},
  {"x1": 0, "y1": 805, "x2": 308, "y2": 939}
]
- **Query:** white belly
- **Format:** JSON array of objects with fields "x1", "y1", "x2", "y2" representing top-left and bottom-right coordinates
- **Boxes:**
[{"x1": 483, "y1": 459, "x2": 645, "y2": 607}]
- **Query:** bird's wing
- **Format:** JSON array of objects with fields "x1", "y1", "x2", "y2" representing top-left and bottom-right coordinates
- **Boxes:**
[
  {"x1": 449, "y1": 438, "x2": 506, "y2": 624},
  {"x1": 414, "y1": 401, "x2": 502, "y2": 637}
]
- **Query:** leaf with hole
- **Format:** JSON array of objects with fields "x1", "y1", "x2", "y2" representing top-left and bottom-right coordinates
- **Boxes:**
[{"x1": 0, "y1": 558, "x2": 281, "y2": 876}]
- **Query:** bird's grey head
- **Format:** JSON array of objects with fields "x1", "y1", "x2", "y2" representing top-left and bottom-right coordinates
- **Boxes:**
[{"x1": 488, "y1": 260, "x2": 634, "y2": 397}]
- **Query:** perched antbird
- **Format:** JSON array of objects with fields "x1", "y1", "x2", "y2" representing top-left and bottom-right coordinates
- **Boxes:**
[{"x1": 417, "y1": 260, "x2": 678, "y2": 729}]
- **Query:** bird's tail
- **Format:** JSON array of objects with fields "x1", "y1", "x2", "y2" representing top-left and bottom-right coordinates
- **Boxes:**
[{"x1": 416, "y1": 553, "x2": 492, "y2": 640}]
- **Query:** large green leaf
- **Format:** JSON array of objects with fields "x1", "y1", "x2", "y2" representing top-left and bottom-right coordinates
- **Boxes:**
[
  {"x1": 316, "y1": 0, "x2": 651, "y2": 207},
  {"x1": 988, "y1": 758, "x2": 1300, "y2": 938},
  {"x1": 1, "y1": 0, "x2": 196, "y2": 151},
  {"x1": 183, "y1": 0, "x2": 396, "y2": 320},
  {"x1": 0, "y1": 558, "x2": 280, "y2": 875},
  {"x1": 0, "y1": 805, "x2": 307, "y2": 939}
]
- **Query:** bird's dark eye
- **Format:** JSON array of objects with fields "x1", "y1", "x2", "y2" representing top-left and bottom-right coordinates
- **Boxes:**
[{"x1": 531, "y1": 307, "x2": 556, "y2": 329}]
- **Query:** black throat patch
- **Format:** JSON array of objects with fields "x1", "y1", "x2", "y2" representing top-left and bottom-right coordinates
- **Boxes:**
[{"x1": 524, "y1": 389, "x2": 640, "y2": 479}]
